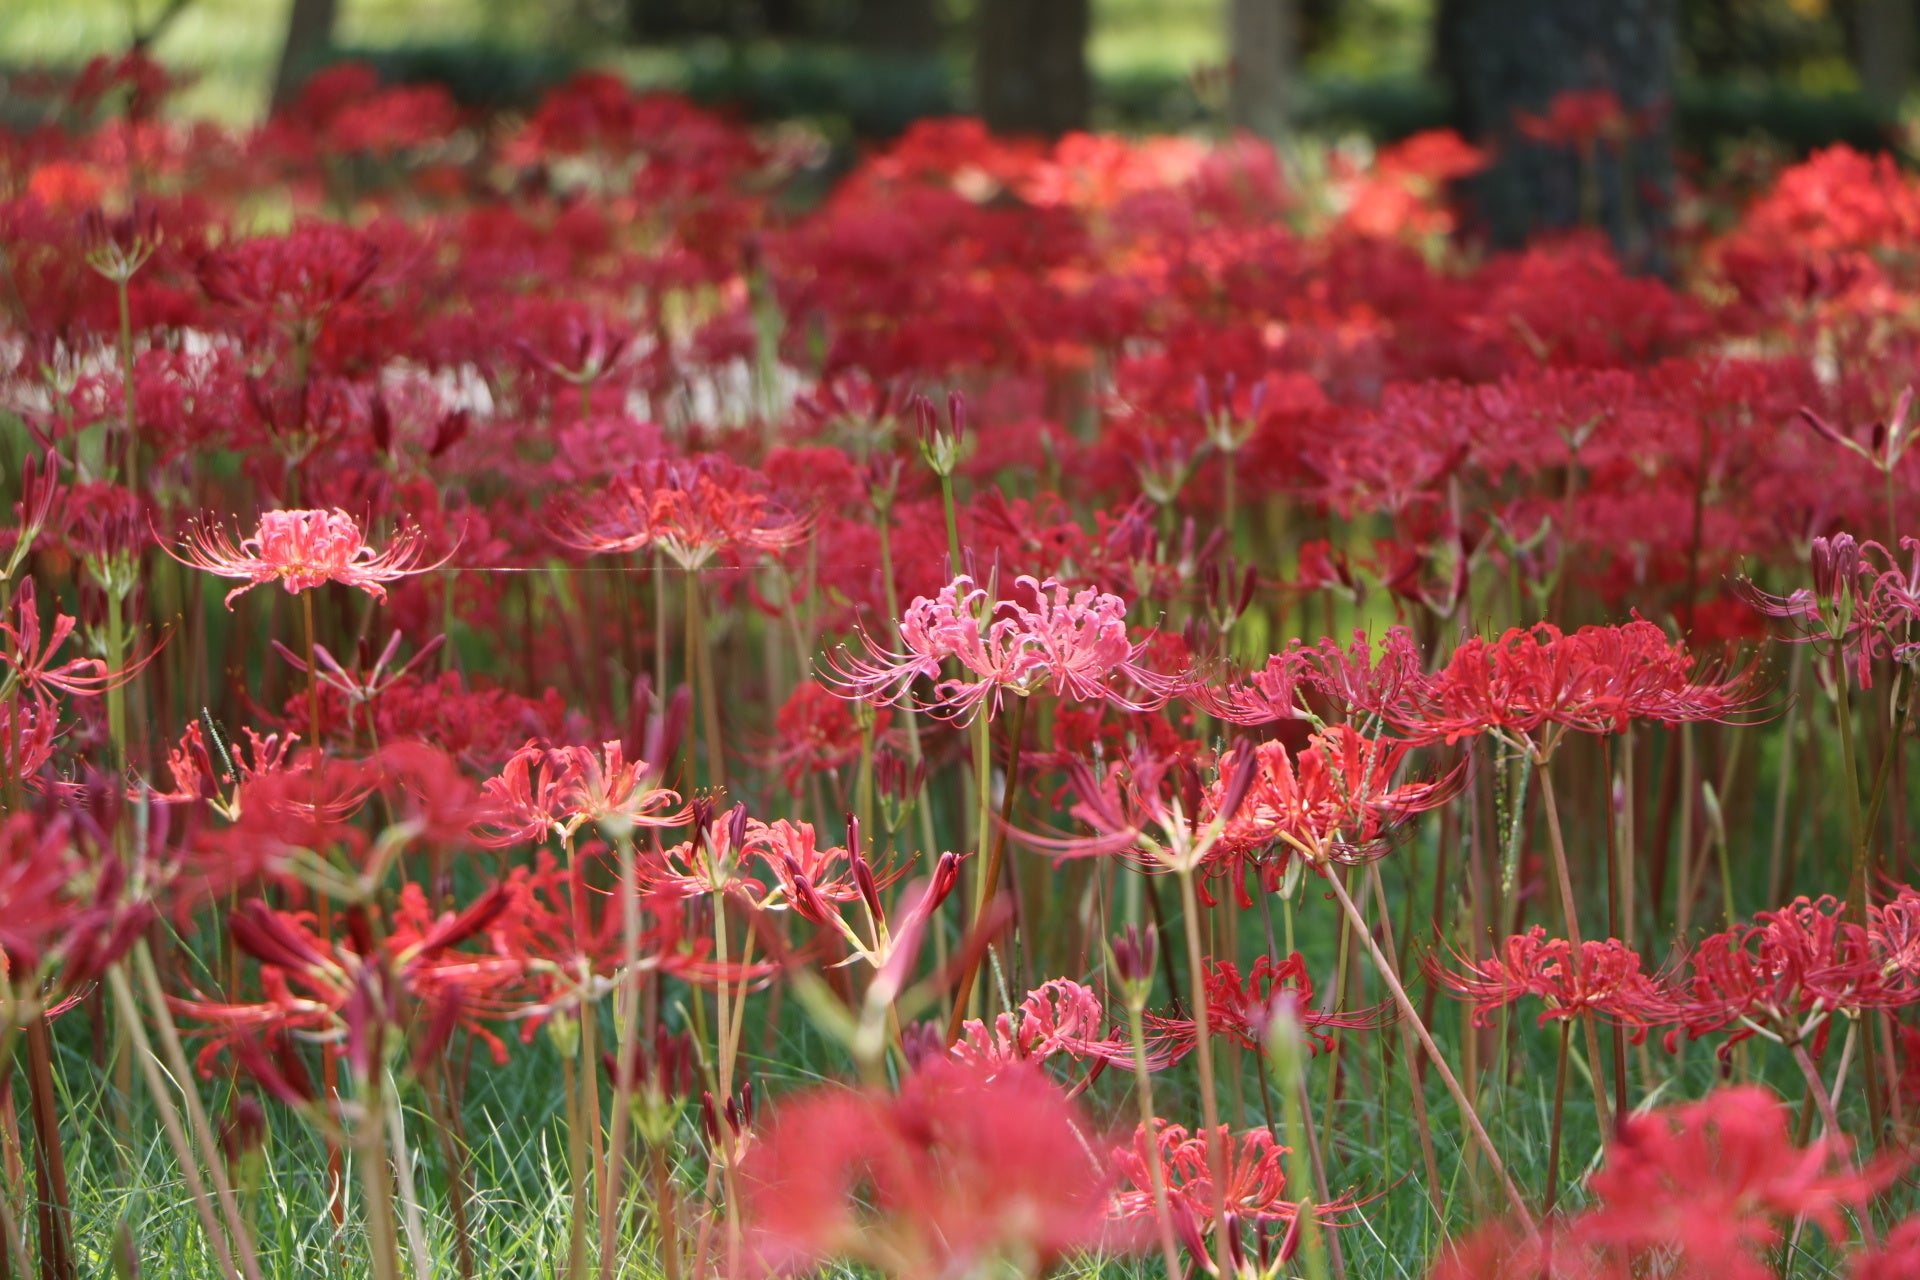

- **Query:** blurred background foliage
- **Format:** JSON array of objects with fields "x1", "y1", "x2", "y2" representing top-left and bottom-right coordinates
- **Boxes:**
[
  {"x1": 1, "y1": 0, "x2": 1914, "y2": 256},
  {"x1": 0, "y1": 0, "x2": 1903, "y2": 140}
]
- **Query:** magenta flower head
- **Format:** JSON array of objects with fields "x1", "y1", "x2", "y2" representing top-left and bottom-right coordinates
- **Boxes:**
[
  {"x1": 168, "y1": 508, "x2": 449, "y2": 608},
  {"x1": 826, "y1": 573, "x2": 1175, "y2": 725}
]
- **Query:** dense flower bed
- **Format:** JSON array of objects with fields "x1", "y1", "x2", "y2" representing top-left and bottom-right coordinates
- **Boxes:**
[{"x1": 6, "y1": 51, "x2": 1920, "y2": 1280}]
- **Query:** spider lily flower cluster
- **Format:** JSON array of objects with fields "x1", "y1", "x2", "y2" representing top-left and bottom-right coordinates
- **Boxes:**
[
  {"x1": 168, "y1": 508, "x2": 446, "y2": 606},
  {"x1": 13, "y1": 56, "x2": 1920, "y2": 1280},
  {"x1": 828, "y1": 571, "x2": 1177, "y2": 724}
]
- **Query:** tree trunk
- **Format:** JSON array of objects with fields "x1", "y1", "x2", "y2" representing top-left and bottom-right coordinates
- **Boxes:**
[
  {"x1": 1854, "y1": 0, "x2": 1916, "y2": 112},
  {"x1": 271, "y1": 0, "x2": 340, "y2": 113},
  {"x1": 1438, "y1": 0, "x2": 1677, "y2": 268},
  {"x1": 975, "y1": 0, "x2": 1090, "y2": 137},
  {"x1": 857, "y1": 0, "x2": 941, "y2": 54},
  {"x1": 1228, "y1": 0, "x2": 1296, "y2": 139}
]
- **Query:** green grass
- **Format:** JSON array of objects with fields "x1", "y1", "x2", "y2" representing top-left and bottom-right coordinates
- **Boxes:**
[{"x1": 33, "y1": 819, "x2": 1891, "y2": 1279}]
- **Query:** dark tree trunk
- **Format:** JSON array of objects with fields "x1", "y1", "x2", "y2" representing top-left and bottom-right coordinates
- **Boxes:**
[
  {"x1": 271, "y1": 0, "x2": 339, "y2": 113},
  {"x1": 1853, "y1": 0, "x2": 1916, "y2": 111},
  {"x1": 1438, "y1": 0, "x2": 1677, "y2": 268},
  {"x1": 857, "y1": 0, "x2": 941, "y2": 53},
  {"x1": 1228, "y1": 0, "x2": 1297, "y2": 139},
  {"x1": 975, "y1": 0, "x2": 1090, "y2": 137}
]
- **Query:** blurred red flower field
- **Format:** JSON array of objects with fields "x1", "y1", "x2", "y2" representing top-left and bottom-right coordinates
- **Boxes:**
[{"x1": 8, "y1": 51, "x2": 1920, "y2": 1280}]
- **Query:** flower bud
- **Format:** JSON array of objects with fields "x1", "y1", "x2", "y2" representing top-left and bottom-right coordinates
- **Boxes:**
[
  {"x1": 220, "y1": 1094, "x2": 268, "y2": 1168},
  {"x1": 1264, "y1": 989, "x2": 1309, "y2": 1092},
  {"x1": 1110, "y1": 924, "x2": 1157, "y2": 1010}
]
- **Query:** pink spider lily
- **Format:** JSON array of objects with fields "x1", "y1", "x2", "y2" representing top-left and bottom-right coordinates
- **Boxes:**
[
  {"x1": 271, "y1": 630, "x2": 446, "y2": 712},
  {"x1": 1798, "y1": 386, "x2": 1916, "y2": 476},
  {"x1": 1737, "y1": 533, "x2": 1888, "y2": 686},
  {"x1": 949, "y1": 978, "x2": 1155, "y2": 1074},
  {"x1": 827, "y1": 572, "x2": 1177, "y2": 725},
  {"x1": 167, "y1": 508, "x2": 450, "y2": 607},
  {"x1": 1020, "y1": 738, "x2": 1261, "y2": 876},
  {"x1": 1869, "y1": 887, "x2": 1920, "y2": 995}
]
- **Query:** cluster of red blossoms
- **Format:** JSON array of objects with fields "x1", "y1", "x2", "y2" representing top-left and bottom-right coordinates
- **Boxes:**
[{"x1": 9, "y1": 54, "x2": 1920, "y2": 1280}]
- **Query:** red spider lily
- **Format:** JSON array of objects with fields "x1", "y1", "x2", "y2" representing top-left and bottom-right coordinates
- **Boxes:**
[
  {"x1": 1856, "y1": 1216, "x2": 1920, "y2": 1280},
  {"x1": 827, "y1": 853, "x2": 966, "y2": 985},
  {"x1": 950, "y1": 978, "x2": 1151, "y2": 1072},
  {"x1": 1430, "y1": 926, "x2": 1672, "y2": 1042},
  {"x1": 1515, "y1": 90, "x2": 1637, "y2": 150},
  {"x1": 53, "y1": 480, "x2": 151, "y2": 585},
  {"x1": 552, "y1": 739, "x2": 685, "y2": 836},
  {"x1": 196, "y1": 221, "x2": 381, "y2": 328},
  {"x1": 1112, "y1": 1121, "x2": 1357, "y2": 1262},
  {"x1": 738, "y1": 1058, "x2": 1128, "y2": 1278},
  {"x1": 1195, "y1": 627, "x2": 1432, "y2": 728},
  {"x1": 176, "y1": 888, "x2": 520, "y2": 1087},
  {"x1": 168, "y1": 508, "x2": 447, "y2": 607},
  {"x1": 68, "y1": 49, "x2": 182, "y2": 120},
  {"x1": 1422, "y1": 1221, "x2": 1612, "y2": 1280},
  {"x1": 218, "y1": 752, "x2": 378, "y2": 861},
  {"x1": 1187, "y1": 651, "x2": 1315, "y2": 727},
  {"x1": 761, "y1": 680, "x2": 889, "y2": 792},
  {"x1": 1150, "y1": 954, "x2": 1382, "y2": 1057},
  {"x1": 473, "y1": 740, "x2": 577, "y2": 846},
  {"x1": 1402, "y1": 617, "x2": 1763, "y2": 755},
  {"x1": 367, "y1": 741, "x2": 496, "y2": 847},
  {"x1": 1666, "y1": 896, "x2": 1901, "y2": 1053},
  {"x1": 149, "y1": 720, "x2": 296, "y2": 816},
  {"x1": 603, "y1": 1024, "x2": 700, "y2": 1142},
  {"x1": 744, "y1": 816, "x2": 905, "y2": 927},
  {"x1": 513, "y1": 306, "x2": 634, "y2": 388},
  {"x1": 0, "y1": 805, "x2": 155, "y2": 1016},
  {"x1": 1207, "y1": 727, "x2": 1462, "y2": 890},
  {"x1": 491, "y1": 850, "x2": 750, "y2": 1034},
  {"x1": 0, "y1": 692, "x2": 61, "y2": 789},
  {"x1": 473, "y1": 739, "x2": 683, "y2": 845},
  {"x1": 827, "y1": 572, "x2": 1176, "y2": 725},
  {"x1": 1, "y1": 577, "x2": 149, "y2": 699},
  {"x1": 551, "y1": 453, "x2": 809, "y2": 571},
  {"x1": 642, "y1": 801, "x2": 765, "y2": 901},
  {"x1": 1576, "y1": 1084, "x2": 1895, "y2": 1279}
]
